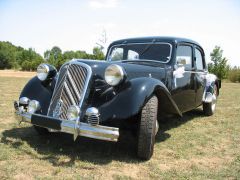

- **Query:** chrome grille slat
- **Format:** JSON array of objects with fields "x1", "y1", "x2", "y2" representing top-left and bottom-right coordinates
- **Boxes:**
[
  {"x1": 71, "y1": 66, "x2": 86, "y2": 91},
  {"x1": 73, "y1": 70, "x2": 85, "y2": 92},
  {"x1": 47, "y1": 62, "x2": 91, "y2": 120},
  {"x1": 64, "y1": 82, "x2": 76, "y2": 105},
  {"x1": 48, "y1": 66, "x2": 68, "y2": 108},
  {"x1": 67, "y1": 71, "x2": 81, "y2": 100}
]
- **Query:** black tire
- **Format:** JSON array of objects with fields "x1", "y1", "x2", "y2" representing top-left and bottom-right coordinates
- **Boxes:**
[
  {"x1": 137, "y1": 96, "x2": 158, "y2": 160},
  {"x1": 203, "y1": 84, "x2": 218, "y2": 116},
  {"x1": 33, "y1": 125, "x2": 50, "y2": 136}
]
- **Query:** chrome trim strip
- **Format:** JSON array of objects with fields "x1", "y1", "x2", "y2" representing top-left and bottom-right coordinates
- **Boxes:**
[
  {"x1": 107, "y1": 42, "x2": 173, "y2": 64},
  {"x1": 184, "y1": 71, "x2": 207, "y2": 74}
]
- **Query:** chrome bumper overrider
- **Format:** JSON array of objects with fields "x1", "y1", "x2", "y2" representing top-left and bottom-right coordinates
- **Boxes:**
[{"x1": 15, "y1": 110, "x2": 119, "y2": 142}]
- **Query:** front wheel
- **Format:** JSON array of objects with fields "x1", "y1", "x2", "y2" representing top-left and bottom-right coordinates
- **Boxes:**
[
  {"x1": 203, "y1": 84, "x2": 218, "y2": 116},
  {"x1": 137, "y1": 96, "x2": 158, "y2": 160}
]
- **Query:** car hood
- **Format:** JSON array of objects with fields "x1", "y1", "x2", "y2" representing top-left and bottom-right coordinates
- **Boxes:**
[{"x1": 74, "y1": 59, "x2": 168, "y2": 83}]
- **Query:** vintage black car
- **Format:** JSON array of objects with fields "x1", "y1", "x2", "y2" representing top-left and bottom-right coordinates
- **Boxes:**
[{"x1": 14, "y1": 37, "x2": 221, "y2": 160}]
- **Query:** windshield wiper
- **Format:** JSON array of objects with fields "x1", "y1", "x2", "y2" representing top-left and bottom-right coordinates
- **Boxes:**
[{"x1": 138, "y1": 39, "x2": 156, "y2": 57}]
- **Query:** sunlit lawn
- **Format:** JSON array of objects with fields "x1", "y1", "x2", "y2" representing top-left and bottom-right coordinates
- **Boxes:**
[{"x1": 0, "y1": 74, "x2": 239, "y2": 179}]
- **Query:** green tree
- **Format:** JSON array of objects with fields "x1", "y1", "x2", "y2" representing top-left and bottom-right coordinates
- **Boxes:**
[
  {"x1": 0, "y1": 41, "x2": 43, "y2": 70},
  {"x1": 44, "y1": 46, "x2": 63, "y2": 69},
  {"x1": 20, "y1": 48, "x2": 43, "y2": 71},
  {"x1": 0, "y1": 41, "x2": 16, "y2": 69},
  {"x1": 0, "y1": 40, "x2": 106, "y2": 71},
  {"x1": 92, "y1": 46, "x2": 105, "y2": 60},
  {"x1": 208, "y1": 46, "x2": 229, "y2": 79}
]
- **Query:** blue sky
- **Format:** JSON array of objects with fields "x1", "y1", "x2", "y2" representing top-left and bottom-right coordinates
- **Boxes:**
[{"x1": 0, "y1": 0, "x2": 240, "y2": 66}]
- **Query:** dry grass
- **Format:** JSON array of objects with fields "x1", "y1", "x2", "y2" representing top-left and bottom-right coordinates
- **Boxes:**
[
  {"x1": 0, "y1": 70, "x2": 35, "y2": 78},
  {"x1": 0, "y1": 73, "x2": 239, "y2": 179}
]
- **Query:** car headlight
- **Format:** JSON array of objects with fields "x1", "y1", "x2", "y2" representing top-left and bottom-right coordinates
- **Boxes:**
[
  {"x1": 27, "y1": 100, "x2": 41, "y2": 114},
  {"x1": 104, "y1": 64, "x2": 126, "y2": 86},
  {"x1": 67, "y1": 105, "x2": 80, "y2": 121},
  {"x1": 37, "y1": 63, "x2": 57, "y2": 81},
  {"x1": 37, "y1": 64, "x2": 49, "y2": 81}
]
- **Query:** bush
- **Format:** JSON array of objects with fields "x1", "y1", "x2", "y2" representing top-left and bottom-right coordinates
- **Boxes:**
[{"x1": 228, "y1": 67, "x2": 240, "y2": 83}]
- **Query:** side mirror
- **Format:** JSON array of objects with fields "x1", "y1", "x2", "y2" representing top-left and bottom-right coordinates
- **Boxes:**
[{"x1": 176, "y1": 58, "x2": 186, "y2": 67}]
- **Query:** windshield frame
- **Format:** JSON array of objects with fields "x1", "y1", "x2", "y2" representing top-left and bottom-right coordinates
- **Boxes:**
[{"x1": 106, "y1": 42, "x2": 173, "y2": 64}]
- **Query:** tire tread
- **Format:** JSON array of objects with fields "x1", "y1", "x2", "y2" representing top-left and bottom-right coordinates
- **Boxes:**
[{"x1": 137, "y1": 96, "x2": 158, "y2": 160}]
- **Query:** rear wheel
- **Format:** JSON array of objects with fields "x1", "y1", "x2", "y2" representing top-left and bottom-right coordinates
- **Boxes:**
[
  {"x1": 203, "y1": 84, "x2": 218, "y2": 116},
  {"x1": 137, "y1": 96, "x2": 158, "y2": 160}
]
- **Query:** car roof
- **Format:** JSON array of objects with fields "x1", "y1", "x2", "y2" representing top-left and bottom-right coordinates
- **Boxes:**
[{"x1": 109, "y1": 36, "x2": 201, "y2": 47}]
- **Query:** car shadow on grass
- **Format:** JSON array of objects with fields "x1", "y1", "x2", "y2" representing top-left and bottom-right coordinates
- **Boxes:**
[
  {"x1": 156, "y1": 108, "x2": 204, "y2": 142},
  {"x1": 1, "y1": 108, "x2": 204, "y2": 166}
]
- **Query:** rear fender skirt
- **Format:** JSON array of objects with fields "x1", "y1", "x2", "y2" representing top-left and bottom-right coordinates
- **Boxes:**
[{"x1": 98, "y1": 77, "x2": 182, "y2": 122}]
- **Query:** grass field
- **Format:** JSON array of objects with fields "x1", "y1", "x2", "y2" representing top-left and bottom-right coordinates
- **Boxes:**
[{"x1": 0, "y1": 71, "x2": 239, "y2": 179}]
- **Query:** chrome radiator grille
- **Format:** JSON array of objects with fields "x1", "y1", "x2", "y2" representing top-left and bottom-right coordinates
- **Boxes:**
[{"x1": 48, "y1": 62, "x2": 91, "y2": 120}]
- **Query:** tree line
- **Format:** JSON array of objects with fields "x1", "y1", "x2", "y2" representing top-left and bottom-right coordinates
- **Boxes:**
[
  {"x1": 208, "y1": 46, "x2": 240, "y2": 83},
  {"x1": 0, "y1": 41, "x2": 239, "y2": 82},
  {"x1": 0, "y1": 41, "x2": 104, "y2": 71}
]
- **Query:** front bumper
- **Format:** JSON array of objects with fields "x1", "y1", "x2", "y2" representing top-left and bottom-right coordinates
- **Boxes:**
[{"x1": 14, "y1": 104, "x2": 119, "y2": 142}]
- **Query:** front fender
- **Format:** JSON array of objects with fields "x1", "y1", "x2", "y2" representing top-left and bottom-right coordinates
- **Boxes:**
[
  {"x1": 20, "y1": 76, "x2": 54, "y2": 115},
  {"x1": 99, "y1": 77, "x2": 182, "y2": 122}
]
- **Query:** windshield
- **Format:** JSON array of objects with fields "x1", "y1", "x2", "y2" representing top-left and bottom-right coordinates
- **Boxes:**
[{"x1": 107, "y1": 43, "x2": 172, "y2": 63}]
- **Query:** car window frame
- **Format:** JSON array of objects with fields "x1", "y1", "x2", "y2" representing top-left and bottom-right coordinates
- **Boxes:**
[
  {"x1": 175, "y1": 43, "x2": 194, "y2": 71},
  {"x1": 194, "y1": 46, "x2": 206, "y2": 72},
  {"x1": 106, "y1": 42, "x2": 173, "y2": 64}
]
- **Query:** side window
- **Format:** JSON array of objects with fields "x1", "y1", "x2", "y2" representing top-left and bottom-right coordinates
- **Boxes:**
[
  {"x1": 176, "y1": 45, "x2": 192, "y2": 71},
  {"x1": 127, "y1": 50, "x2": 139, "y2": 60},
  {"x1": 109, "y1": 47, "x2": 123, "y2": 61},
  {"x1": 195, "y1": 48, "x2": 204, "y2": 71}
]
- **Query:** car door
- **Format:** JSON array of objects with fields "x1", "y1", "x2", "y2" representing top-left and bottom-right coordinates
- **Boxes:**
[
  {"x1": 171, "y1": 44, "x2": 196, "y2": 113},
  {"x1": 194, "y1": 46, "x2": 207, "y2": 107}
]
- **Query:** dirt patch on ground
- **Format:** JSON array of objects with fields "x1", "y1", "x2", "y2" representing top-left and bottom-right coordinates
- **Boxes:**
[{"x1": 0, "y1": 70, "x2": 35, "y2": 78}]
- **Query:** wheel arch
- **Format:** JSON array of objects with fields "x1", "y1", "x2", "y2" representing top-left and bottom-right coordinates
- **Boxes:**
[
  {"x1": 153, "y1": 85, "x2": 182, "y2": 118},
  {"x1": 98, "y1": 77, "x2": 182, "y2": 123}
]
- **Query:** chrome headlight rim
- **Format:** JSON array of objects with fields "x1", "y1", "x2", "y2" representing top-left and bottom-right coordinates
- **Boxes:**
[
  {"x1": 37, "y1": 63, "x2": 50, "y2": 81},
  {"x1": 67, "y1": 105, "x2": 80, "y2": 121},
  {"x1": 104, "y1": 64, "x2": 126, "y2": 86}
]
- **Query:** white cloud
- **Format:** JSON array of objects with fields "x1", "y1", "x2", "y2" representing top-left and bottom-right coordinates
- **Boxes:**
[{"x1": 89, "y1": 0, "x2": 119, "y2": 9}]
